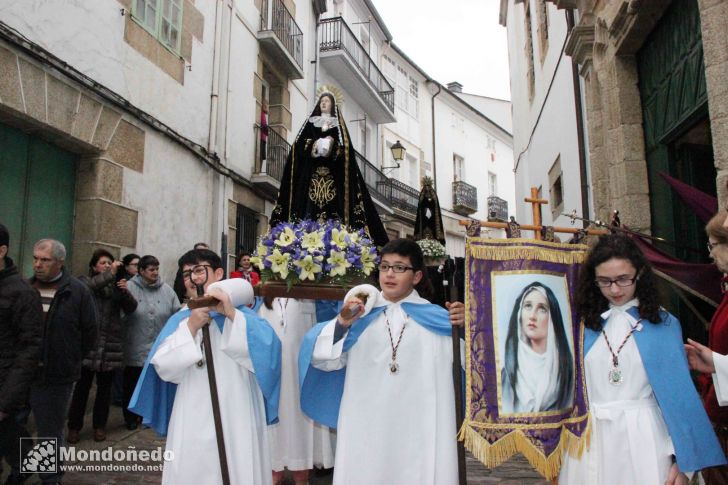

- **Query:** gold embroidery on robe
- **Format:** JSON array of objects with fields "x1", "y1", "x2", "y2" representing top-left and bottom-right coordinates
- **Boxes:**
[{"x1": 309, "y1": 166, "x2": 336, "y2": 208}]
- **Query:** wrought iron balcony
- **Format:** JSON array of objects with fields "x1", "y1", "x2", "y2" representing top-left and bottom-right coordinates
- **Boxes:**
[
  {"x1": 258, "y1": 0, "x2": 304, "y2": 79},
  {"x1": 252, "y1": 124, "x2": 289, "y2": 197},
  {"x1": 319, "y1": 17, "x2": 396, "y2": 123},
  {"x1": 487, "y1": 196, "x2": 508, "y2": 222},
  {"x1": 380, "y1": 178, "x2": 419, "y2": 215},
  {"x1": 452, "y1": 180, "x2": 478, "y2": 216},
  {"x1": 354, "y1": 150, "x2": 418, "y2": 219}
]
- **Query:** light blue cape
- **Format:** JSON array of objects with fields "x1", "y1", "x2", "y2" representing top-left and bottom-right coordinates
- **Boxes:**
[
  {"x1": 584, "y1": 307, "x2": 726, "y2": 472},
  {"x1": 298, "y1": 301, "x2": 452, "y2": 429},
  {"x1": 129, "y1": 305, "x2": 282, "y2": 436}
]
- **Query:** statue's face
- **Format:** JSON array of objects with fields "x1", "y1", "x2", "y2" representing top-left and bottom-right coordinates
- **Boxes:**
[{"x1": 319, "y1": 96, "x2": 332, "y2": 115}]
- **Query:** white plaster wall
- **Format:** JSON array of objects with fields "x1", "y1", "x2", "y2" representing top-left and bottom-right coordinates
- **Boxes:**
[
  {"x1": 378, "y1": 45, "x2": 431, "y2": 187},
  {"x1": 224, "y1": 1, "x2": 314, "y2": 178},
  {"x1": 122, "y1": 129, "x2": 215, "y2": 284},
  {"x1": 0, "y1": 0, "x2": 216, "y2": 146},
  {"x1": 504, "y1": 0, "x2": 582, "y2": 228},
  {"x1": 456, "y1": 93, "x2": 513, "y2": 134},
  {"x1": 433, "y1": 94, "x2": 516, "y2": 222}
]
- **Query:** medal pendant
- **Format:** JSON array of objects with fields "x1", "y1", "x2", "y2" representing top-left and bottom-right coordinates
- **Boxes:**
[
  {"x1": 389, "y1": 362, "x2": 399, "y2": 374},
  {"x1": 608, "y1": 366, "x2": 623, "y2": 386}
]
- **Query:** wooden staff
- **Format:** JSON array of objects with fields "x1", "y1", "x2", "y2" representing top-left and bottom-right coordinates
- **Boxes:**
[
  {"x1": 192, "y1": 284, "x2": 231, "y2": 485},
  {"x1": 444, "y1": 258, "x2": 467, "y2": 485}
]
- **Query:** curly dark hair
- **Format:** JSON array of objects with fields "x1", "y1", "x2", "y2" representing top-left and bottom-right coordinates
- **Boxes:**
[{"x1": 577, "y1": 233, "x2": 661, "y2": 330}]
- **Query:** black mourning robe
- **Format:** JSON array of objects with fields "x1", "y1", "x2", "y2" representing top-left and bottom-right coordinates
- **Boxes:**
[{"x1": 270, "y1": 106, "x2": 388, "y2": 248}]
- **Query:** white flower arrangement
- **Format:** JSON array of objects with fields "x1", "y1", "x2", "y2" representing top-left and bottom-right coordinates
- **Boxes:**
[
  {"x1": 416, "y1": 238, "x2": 447, "y2": 258},
  {"x1": 251, "y1": 219, "x2": 378, "y2": 288}
]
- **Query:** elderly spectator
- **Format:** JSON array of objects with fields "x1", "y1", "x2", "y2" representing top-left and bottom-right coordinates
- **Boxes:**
[
  {"x1": 28, "y1": 239, "x2": 98, "y2": 484},
  {"x1": 0, "y1": 224, "x2": 43, "y2": 483},
  {"x1": 686, "y1": 211, "x2": 728, "y2": 484},
  {"x1": 66, "y1": 249, "x2": 137, "y2": 444},
  {"x1": 122, "y1": 254, "x2": 180, "y2": 430}
]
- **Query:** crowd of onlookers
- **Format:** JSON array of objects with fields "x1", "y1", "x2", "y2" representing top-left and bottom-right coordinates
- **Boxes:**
[{"x1": 0, "y1": 223, "x2": 261, "y2": 484}]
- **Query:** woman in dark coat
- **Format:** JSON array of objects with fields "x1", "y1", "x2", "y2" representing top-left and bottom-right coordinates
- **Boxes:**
[
  {"x1": 67, "y1": 249, "x2": 137, "y2": 443},
  {"x1": 270, "y1": 92, "x2": 388, "y2": 247}
]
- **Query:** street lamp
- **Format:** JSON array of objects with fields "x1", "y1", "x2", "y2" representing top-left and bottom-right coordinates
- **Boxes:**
[{"x1": 382, "y1": 140, "x2": 406, "y2": 172}]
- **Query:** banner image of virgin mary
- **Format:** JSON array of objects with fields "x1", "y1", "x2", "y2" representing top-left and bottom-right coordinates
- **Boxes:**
[
  {"x1": 270, "y1": 90, "x2": 388, "y2": 247},
  {"x1": 461, "y1": 238, "x2": 588, "y2": 479},
  {"x1": 499, "y1": 279, "x2": 574, "y2": 414}
]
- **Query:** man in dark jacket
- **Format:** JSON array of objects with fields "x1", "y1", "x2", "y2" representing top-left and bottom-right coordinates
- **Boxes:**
[
  {"x1": 0, "y1": 224, "x2": 43, "y2": 483},
  {"x1": 28, "y1": 238, "x2": 98, "y2": 484}
]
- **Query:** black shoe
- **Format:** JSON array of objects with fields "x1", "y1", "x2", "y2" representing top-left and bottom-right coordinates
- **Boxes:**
[{"x1": 313, "y1": 467, "x2": 333, "y2": 477}]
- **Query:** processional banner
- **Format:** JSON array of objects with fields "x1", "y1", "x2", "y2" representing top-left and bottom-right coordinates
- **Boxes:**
[{"x1": 460, "y1": 238, "x2": 589, "y2": 479}]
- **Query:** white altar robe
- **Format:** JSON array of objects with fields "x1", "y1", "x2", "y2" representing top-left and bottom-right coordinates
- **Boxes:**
[
  {"x1": 259, "y1": 298, "x2": 335, "y2": 472},
  {"x1": 151, "y1": 311, "x2": 271, "y2": 485},
  {"x1": 311, "y1": 290, "x2": 458, "y2": 485},
  {"x1": 559, "y1": 302, "x2": 674, "y2": 484},
  {"x1": 712, "y1": 352, "x2": 728, "y2": 406}
]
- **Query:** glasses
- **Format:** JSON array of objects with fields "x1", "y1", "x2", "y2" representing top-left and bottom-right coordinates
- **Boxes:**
[
  {"x1": 181, "y1": 264, "x2": 212, "y2": 281},
  {"x1": 127, "y1": 262, "x2": 138, "y2": 267},
  {"x1": 708, "y1": 241, "x2": 725, "y2": 252},
  {"x1": 594, "y1": 276, "x2": 639, "y2": 288},
  {"x1": 378, "y1": 263, "x2": 414, "y2": 273}
]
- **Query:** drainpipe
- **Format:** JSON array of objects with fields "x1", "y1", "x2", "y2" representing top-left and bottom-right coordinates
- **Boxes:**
[
  {"x1": 313, "y1": 15, "x2": 321, "y2": 109},
  {"x1": 566, "y1": 9, "x2": 591, "y2": 226},
  {"x1": 430, "y1": 81, "x2": 442, "y2": 191},
  {"x1": 208, "y1": 0, "x2": 224, "y2": 253},
  {"x1": 209, "y1": 0, "x2": 224, "y2": 154}
]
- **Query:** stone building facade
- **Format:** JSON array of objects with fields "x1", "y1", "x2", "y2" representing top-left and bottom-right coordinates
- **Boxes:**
[{"x1": 562, "y1": 0, "x2": 728, "y2": 259}]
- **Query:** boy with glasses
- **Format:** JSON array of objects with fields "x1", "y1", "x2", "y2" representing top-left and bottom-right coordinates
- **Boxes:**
[
  {"x1": 130, "y1": 249, "x2": 281, "y2": 485},
  {"x1": 299, "y1": 238, "x2": 465, "y2": 485}
]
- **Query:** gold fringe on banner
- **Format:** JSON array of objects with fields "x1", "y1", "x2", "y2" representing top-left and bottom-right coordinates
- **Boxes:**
[
  {"x1": 458, "y1": 417, "x2": 591, "y2": 480},
  {"x1": 468, "y1": 244, "x2": 586, "y2": 265}
]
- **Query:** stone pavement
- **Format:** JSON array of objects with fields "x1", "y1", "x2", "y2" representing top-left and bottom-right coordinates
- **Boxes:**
[{"x1": 3, "y1": 401, "x2": 550, "y2": 484}]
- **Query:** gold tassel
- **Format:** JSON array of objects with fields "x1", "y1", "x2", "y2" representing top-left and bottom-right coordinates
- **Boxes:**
[{"x1": 459, "y1": 416, "x2": 591, "y2": 480}]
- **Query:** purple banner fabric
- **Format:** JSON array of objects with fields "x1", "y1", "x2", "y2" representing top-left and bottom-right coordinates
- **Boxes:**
[
  {"x1": 462, "y1": 239, "x2": 589, "y2": 479},
  {"x1": 658, "y1": 172, "x2": 718, "y2": 224}
]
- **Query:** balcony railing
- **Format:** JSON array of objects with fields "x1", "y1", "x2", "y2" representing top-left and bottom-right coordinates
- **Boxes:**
[
  {"x1": 487, "y1": 196, "x2": 508, "y2": 222},
  {"x1": 260, "y1": 0, "x2": 303, "y2": 71},
  {"x1": 354, "y1": 150, "x2": 418, "y2": 216},
  {"x1": 254, "y1": 124, "x2": 289, "y2": 183},
  {"x1": 381, "y1": 178, "x2": 419, "y2": 214},
  {"x1": 453, "y1": 180, "x2": 478, "y2": 216},
  {"x1": 355, "y1": 150, "x2": 389, "y2": 202},
  {"x1": 319, "y1": 17, "x2": 395, "y2": 112}
]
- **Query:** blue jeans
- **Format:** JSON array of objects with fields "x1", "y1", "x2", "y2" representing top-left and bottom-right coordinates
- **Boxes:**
[{"x1": 28, "y1": 382, "x2": 74, "y2": 484}]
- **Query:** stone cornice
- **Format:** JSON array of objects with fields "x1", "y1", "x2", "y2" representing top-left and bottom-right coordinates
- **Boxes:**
[{"x1": 565, "y1": 24, "x2": 595, "y2": 66}]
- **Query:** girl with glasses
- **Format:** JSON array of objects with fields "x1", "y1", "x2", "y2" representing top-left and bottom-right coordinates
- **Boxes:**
[{"x1": 559, "y1": 233, "x2": 724, "y2": 484}]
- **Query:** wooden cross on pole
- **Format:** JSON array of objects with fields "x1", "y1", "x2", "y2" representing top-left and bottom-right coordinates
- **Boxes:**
[{"x1": 459, "y1": 186, "x2": 609, "y2": 238}]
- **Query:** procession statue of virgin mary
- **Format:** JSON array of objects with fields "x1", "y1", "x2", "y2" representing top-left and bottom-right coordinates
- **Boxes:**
[{"x1": 270, "y1": 90, "x2": 389, "y2": 248}]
